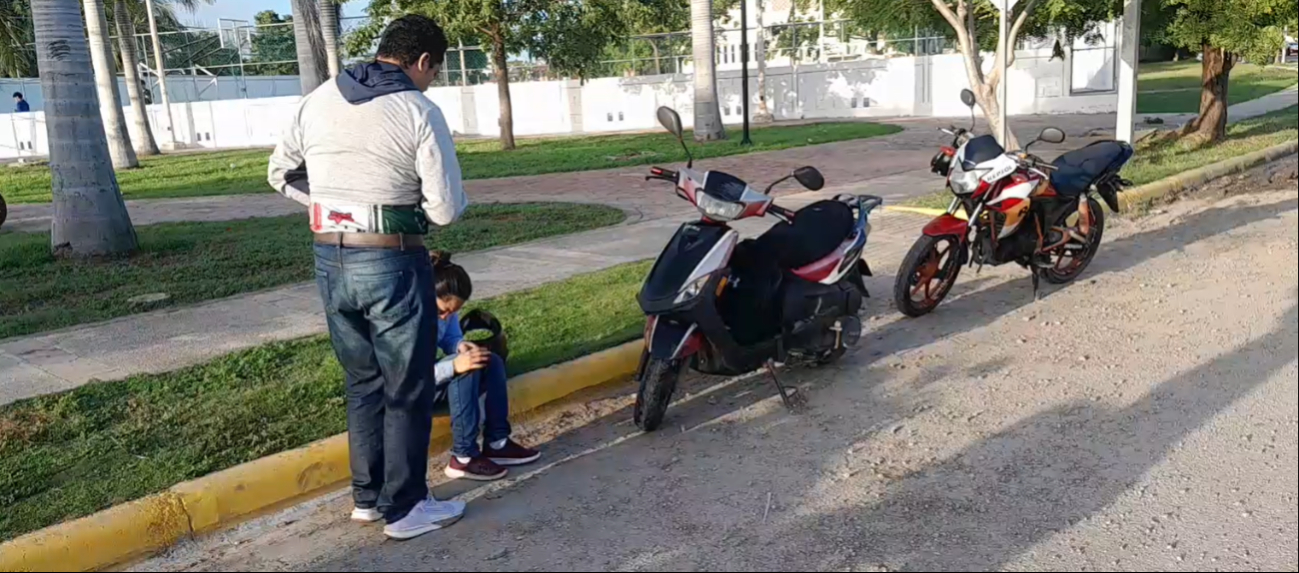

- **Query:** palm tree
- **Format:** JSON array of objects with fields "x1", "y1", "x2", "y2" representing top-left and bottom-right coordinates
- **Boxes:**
[
  {"x1": 1, "y1": 0, "x2": 36, "y2": 77},
  {"x1": 291, "y1": 0, "x2": 329, "y2": 93},
  {"x1": 84, "y1": 0, "x2": 138, "y2": 168},
  {"x1": 690, "y1": 0, "x2": 725, "y2": 141},
  {"x1": 114, "y1": 0, "x2": 160, "y2": 156},
  {"x1": 319, "y1": 0, "x2": 340, "y2": 77},
  {"x1": 30, "y1": 0, "x2": 138, "y2": 256}
]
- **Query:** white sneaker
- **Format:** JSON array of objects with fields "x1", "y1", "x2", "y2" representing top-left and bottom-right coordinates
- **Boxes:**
[
  {"x1": 383, "y1": 499, "x2": 466, "y2": 540},
  {"x1": 351, "y1": 507, "x2": 382, "y2": 523}
]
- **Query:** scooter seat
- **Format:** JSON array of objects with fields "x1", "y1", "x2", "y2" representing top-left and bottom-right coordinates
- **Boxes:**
[{"x1": 756, "y1": 200, "x2": 854, "y2": 270}]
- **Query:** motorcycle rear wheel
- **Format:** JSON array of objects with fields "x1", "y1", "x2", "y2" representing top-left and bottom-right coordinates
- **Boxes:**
[
  {"x1": 895, "y1": 234, "x2": 963, "y2": 318},
  {"x1": 634, "y1": 356, "x2": 683, "y2": 432},
  {"x1": 1042, "y1": 198, "x2": 1105, "y2": 285}
]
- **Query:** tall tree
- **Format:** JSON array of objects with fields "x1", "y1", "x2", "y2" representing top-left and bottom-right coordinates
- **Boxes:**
[
  {"x1": 114, "y1": 0, "x2": 160, "y2": 155},
  {"x1": 31, "y1": 0, "x2": 138, "y2": 256},
  {"x1": 84, "y1": 0, "x2": 138, "y2": 168},
  {"x1": 319, "y1": 0, "x2": 341, "y2": 76},
  {"x1": 353, "y1": 0, "x2": 626, "y2": 150},
  {"x1": 835, "y1": 0, "x2": 1120, "y2": 148},
  {"x1": 1, "y1": 0, "x2": 36, "y2": 77},
  {"x1": 291, "y1": 0, "x2": 329, "y2": 93},
  {"x1": 249, "y1": 10, "x2": 301, "y2": 75},
  {"x1": 691, "y1": 0, "x2": 725, "y2": 140},
  {"x1": 1163, "y1": 0, "x2": 1297, "y2": 144},
  {"x1": 752, "y1": 0, "x2": 773, "y2": 122}
]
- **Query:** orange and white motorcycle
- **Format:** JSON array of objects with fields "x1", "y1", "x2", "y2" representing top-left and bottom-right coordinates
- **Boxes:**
[{"x1": 894, "y1": 89, "x2": 1134, "y2": 317}]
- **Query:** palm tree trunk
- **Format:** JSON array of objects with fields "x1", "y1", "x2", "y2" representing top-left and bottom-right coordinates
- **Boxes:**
[
  {"x1": 31, "y1": 0, "x2": 138, "y2": 256},
  {"x1": 691, "y1": 0, "x2": 725, "y2": 141},
  {"x1": 318, "y1": 0, "x2": 340, "y2": 77},
  {"x1": 144, "y1": 0, "x2": 177, "y2": 148},
  {"x1": 83, "y1": 0, "x2": 137, "y2": 168},
  {"x1": 291, "y1": 0, "x2": 329, "y2": 94},
  {"x1": 490, "y1": 33, "x2": 516, "y2": 150},
  {"x1": 114, "y1": 0, "x2": 159, "y2": 156},
  {"x1": 753, "y1": 0, "x2": 773, "y2": 123}
]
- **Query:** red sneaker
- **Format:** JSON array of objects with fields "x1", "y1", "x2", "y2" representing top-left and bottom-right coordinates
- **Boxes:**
[
  {"x1": 485, "y1": 439, "x2": 541, "y2": 466},
  {"x1": 445, "y1": 456, "x2": 508, "y2": 481}
]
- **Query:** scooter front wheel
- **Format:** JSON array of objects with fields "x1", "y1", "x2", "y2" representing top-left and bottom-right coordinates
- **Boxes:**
[
  {"x1": 634, "y1": 356, "x2": 683, "y2": 432},
  {"x1": 895, "y1": 234, "x2": 963, "y2": 318}
]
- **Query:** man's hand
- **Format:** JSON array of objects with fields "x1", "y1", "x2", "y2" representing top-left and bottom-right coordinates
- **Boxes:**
[{"x1": 453, "y1": 346, "x2": 492, "y2": 375}]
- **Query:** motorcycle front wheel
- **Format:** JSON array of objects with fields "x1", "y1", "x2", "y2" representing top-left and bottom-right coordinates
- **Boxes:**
[
  {"x1": 895, "y1": 234, "x2": 963, "y2": 318},
  {"x1": 634, "y1": 355, "x2": 684, "y2": 432}
]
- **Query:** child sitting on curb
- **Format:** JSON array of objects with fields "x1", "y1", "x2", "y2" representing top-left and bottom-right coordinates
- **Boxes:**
[{"x1": 431, "y1": 251, "x2": 541, "y2": 481}]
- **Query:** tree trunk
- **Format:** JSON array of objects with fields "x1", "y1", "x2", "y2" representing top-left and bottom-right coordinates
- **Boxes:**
[
  {"x1": 83, "y1": 0, "x2": 137, "y2": 169},
  {"x1": 114, "y1": 0, "x2": 158, "y2": 156},
  {"x1": 1183, "y1": 45, "x2": 1234, "y2": 144},
  {"x1": 491, "y1": 35, "x2": 516, "y2": 151},
  {"x1": 144, "y1": 0, "x2": 177, "y2": 148},
  {"x1": 753, "y1": 0, "x2": 773, "y2": 123},
  {"x1": 691, "y1": 0, "x2": 725, "y2": 141},
  {"x1": 650, "y1": 40, "x2": 663, "y2": 76},
  {"x1": 318, "y1": 0, "x2": 340, "y2": 77},
  {"x1": 32, "y1": 0, "x2": 138, "y2": 256},
  {"x1": 291, "y1": 0, "x2": 329, "y2": 94}
]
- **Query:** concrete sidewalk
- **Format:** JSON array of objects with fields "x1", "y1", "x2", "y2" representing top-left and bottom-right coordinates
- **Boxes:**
[
  {"x1": 1142, "y1": 84, "x2": 1298, "y2": 128},
  {"x1": 0, "y1": 196, "x2": 933, "y2": 406}
]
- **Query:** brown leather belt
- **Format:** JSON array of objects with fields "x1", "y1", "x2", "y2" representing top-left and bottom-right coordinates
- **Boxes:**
[{"x1": 313, "y1": 232, "x2": 426, "y2": 250}]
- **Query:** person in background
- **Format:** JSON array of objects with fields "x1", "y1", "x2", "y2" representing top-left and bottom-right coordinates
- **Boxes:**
[
  {"x1": 267, "y1": 15, "x2": 468, "y2": 541},
  {"x1": 430, "y1": 252, "x2": 541, "y2": 482},
  {"x1": 13, "y1": 92, "x2": 30, "y2": 113}
]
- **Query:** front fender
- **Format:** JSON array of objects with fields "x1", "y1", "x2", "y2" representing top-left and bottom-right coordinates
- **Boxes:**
[{"x1": 922, "y1": 214, "x2": 969, "y2": 239}]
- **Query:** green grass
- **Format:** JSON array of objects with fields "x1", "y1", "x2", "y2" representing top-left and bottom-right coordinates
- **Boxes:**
[
  {"x1": 0, "y1": 260, "x2": 651, "y2": 543},
  {"x1": 0, "y1": 122, "x2": 901, "y2": 205},
  {"x1": 1137, "y1": 61, "x2": 1297, "y2": 114},
  {"x1": 901, "y1": 105, "x2": 1298, "y2": 210},
  {"x1": 0, "y1": 203, "x2": 625, "y2": 340},
  {"x1": 1123, "y1": 105, "x2": 1298, "y2": 185}
]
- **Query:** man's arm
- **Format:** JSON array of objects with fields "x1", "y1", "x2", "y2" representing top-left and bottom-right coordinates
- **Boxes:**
[
  {"x1": 416, "y1": 104, "x2": 468, "y2": 226},
  {"x1": 267, "y1": 106, "x2": 311, "y2": 207}
]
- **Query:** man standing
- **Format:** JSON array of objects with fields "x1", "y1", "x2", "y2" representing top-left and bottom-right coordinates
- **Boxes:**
[
  {"x1": 13, "y1": 92, "x2": 30, "y2": 113},
  {"x1": 268, "y1": 15, "x2": 468, "y2": 541}
]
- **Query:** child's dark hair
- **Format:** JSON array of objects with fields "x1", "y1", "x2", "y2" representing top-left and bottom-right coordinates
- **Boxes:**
[{"x1": 430, "y1": 251, "x2": 472, "y2": 301}]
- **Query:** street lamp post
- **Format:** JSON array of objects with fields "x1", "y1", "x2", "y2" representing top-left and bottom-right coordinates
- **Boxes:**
[{"x1": 740, "y1": 0, "x2": 753, "y2": 145}]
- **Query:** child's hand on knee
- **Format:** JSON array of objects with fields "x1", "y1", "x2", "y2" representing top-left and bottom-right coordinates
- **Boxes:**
[{"x1": 453, "y1": 346, "x2": 491, "y2": 374}]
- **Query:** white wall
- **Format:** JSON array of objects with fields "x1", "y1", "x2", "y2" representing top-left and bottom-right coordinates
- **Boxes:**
[{"x1": 1, "y1": 48, "x2": 1115, "y2": 161}]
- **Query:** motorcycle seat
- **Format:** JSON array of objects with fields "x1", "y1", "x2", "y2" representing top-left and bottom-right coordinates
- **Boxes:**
[
  {"x1": 1050, "y1": 141, "x2": 1134, "y2": 197},
  {"x1": 755, "y1": 200, "x2": 855, "y2": 270}
]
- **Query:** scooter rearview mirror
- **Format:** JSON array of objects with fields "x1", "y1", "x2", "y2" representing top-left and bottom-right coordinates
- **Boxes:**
[{"x1": 793, "y1": 166, "x2": 825, "y2": 191}]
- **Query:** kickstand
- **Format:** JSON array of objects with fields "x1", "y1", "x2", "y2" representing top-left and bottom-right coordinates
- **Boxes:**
[
  {"x1": 1031, "y1": 267, "x2": 1042, "y2": 301},
  {"x1": 765, "y1": 359, "x2": 804, "y2": 411}
]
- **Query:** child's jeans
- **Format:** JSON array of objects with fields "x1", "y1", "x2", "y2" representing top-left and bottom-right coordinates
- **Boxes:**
[{"x1": 445, "y1": 354, "x2": 511, "y2": 459}]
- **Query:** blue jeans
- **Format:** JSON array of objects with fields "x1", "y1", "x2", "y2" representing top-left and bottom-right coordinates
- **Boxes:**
[
  {"x1": 314, "y1": 244, "x2": 437, "y2": 523},
  {"x1": 446, "y1": 353, "x2": 511, "y2": 459}
]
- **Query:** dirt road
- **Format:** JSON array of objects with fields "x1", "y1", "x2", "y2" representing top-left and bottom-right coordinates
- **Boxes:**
[{"x1": 135, "y1": 159, "x2": 1298, "y2": 572}]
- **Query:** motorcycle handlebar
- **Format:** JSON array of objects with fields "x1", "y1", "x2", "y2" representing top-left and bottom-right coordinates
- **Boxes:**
[{"x1": 646, "y1": 166, "x2": 679, "y2": 183}]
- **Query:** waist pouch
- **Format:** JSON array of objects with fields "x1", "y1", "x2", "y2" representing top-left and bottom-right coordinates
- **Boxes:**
[{"x1": 310, "y1": 200, "x2": 429, "y2": 235}]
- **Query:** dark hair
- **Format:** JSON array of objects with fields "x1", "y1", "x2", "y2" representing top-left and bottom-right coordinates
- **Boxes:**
[
  {"x1": 430, "y1": 251, "x2": 472, "y2": 301},
  {"x1": 376, "y1": 15, "x2": 448, "y2": 68},
  {"x1": 11, "y1": 92, "x2": 22, "y2": 99}
]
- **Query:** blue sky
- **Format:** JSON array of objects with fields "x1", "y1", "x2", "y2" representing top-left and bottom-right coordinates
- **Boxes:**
[{"x1": 185, "y1": 0, "x2": 367, "y2": 27}]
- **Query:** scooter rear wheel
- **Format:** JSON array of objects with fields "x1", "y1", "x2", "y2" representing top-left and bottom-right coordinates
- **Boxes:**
[
  {"x1": 895, "y1": 234, "x2": 963, "y2": 318},
  {"x1": 634, "y1": 357, "x2": 683, "y2": 432}
]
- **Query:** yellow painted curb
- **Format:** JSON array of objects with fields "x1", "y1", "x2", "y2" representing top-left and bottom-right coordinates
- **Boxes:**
[
  {"x1": 0, "y1": 493, "x2": 189, "y2": 572},
  {"x1": 0, "y1": 341, "x2": 643, "y2": 572},
  {"x1": 1120, "y1": 140, "x2": 1299, "y2": 212},
  {"x1": 884, "y1": 205, "x2": 967, "y2": 221}
]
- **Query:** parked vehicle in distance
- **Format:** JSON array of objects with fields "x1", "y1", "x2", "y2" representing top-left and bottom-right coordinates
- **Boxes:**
[{"x1": 895, "y1": 89, "x2": 1135, "y2": 317}]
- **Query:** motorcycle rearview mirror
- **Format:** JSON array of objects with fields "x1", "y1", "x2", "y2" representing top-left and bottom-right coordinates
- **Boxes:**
[
  {"x1": 1024, "y1": 127, "x2": 1066, "y2": 154},
  {"x1": 793, "y1": 166, "x2": 825, "y2": 191},
  {"x1": 656, "y1": 106, "x2": 693, "y2": 168},
  {"x1": 959, "y1": 89, "x2": 978, "y2": 132}
]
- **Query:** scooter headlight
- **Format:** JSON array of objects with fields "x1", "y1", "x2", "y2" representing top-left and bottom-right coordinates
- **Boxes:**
[
  {"x1": 696, "y1": 192, "x2": 745, "y2": 221},
  {"x1": 675, "y1": 274, "x2": 713, "y2": 303}
]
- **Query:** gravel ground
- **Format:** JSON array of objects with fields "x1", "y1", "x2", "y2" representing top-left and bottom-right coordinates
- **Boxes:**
[{"x1": 134, "y1": 158, "x2": 1298, "y2": 572}]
